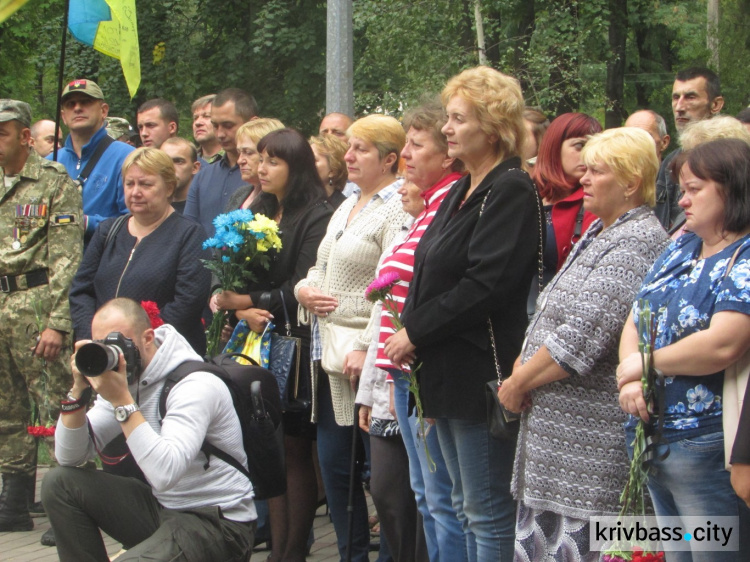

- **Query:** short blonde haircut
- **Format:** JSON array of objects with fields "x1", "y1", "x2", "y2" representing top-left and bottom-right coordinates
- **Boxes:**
[
  {"x1": 347, "y1": 114, "x2": 406, "y2": 174},
  {"x1": 236, "y1": 117, "x2": 285, "y2": 145},
  {"x1": 122, "y1": 147, "x2": 177, "y2": 198},
  {"x1": 309, "y1": 134, "x2": 348, "y2": 191},
  {"x1": 441, "y1": 66, "x2": 526, "y2": 159},
  {"x1": 680, "y1": 115, "x2": 750, "y2": 151},
  {"x1": 581, "y1": 127, "x2": 658, "y2": 207}
]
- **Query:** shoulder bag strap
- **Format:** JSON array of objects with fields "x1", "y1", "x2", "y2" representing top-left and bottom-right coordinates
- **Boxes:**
[
  {"x1": 723, "y1": 244, "x2": 744, "y2": 279},
  {"x1": 157, "y1": 360, "x2": 252, "y2": 481},
  {"x1": 572, "y1": 202, "x2": 585, "y2": 241},
  {"x1": 278, "y1": 290, "x2": 293, "y2": 336},
  {"x1": 78, "y1": 135, "x2": 114, "y2": 186},
  {"x1": 483, "y1": 173, "x2": 545, "y2": 384},
  {"x1": 104, "y1": 213, "x2": 131, "y2": 250}
]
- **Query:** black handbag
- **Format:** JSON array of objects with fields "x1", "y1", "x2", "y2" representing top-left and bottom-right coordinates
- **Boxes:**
[
  {"x1": 482, "y1": 172, "x2": 544, "y2": 440},
  {"x1": 484, "y1": 318, "x2": 521, "y2": 440},
  {"x1": 267, "y1": 291, "x2": 303, "y2": 410}
]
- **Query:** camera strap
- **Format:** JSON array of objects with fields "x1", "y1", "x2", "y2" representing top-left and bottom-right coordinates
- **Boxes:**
[{"x1": 86, "y1": 419, "x2": 132, "y2": 466}]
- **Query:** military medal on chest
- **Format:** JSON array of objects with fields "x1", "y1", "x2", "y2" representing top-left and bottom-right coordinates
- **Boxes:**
[{"x1": 13, "y1": 203, "x2": 47, "y2": 249}]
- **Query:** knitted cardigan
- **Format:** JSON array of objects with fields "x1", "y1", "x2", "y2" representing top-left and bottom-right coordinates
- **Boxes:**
[
  {"x1": 295, "y1": 186, "x2": 407, "y2": 425},
  {"x1": 511, "y1": 206, "x2": 669, "y2": 519}
]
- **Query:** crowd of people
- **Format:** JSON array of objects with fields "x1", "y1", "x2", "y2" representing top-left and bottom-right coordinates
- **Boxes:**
[{"x1": 1, "y1": 63, "x2": 750, "y2": 562}]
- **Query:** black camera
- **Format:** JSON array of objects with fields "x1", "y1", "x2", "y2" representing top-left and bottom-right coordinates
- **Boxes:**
[{"x1": 75, "y1": 332, "x2": 142, "y2": 383}]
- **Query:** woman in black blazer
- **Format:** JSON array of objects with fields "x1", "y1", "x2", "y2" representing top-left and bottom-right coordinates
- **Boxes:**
[{"x1": 385, "y1": 66, "x2": 541, "y2": 562}]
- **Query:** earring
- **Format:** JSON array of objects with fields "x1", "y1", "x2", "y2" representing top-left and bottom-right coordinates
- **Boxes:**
[{"x1": 328, "y1": 177, "x2": 333, "y2": 186}]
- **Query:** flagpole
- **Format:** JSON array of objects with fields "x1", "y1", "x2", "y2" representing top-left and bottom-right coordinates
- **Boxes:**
[{"x1": 52, "y1": 0, "x2": 70, "y2": 162}]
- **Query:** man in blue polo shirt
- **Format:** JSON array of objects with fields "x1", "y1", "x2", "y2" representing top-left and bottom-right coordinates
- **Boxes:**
[
  {"x1": 52, "y1": 79, "x2": 133, "y2": 243},
  {"x1": 184, "y1": 88, "x2": 258, "y2": 237}
]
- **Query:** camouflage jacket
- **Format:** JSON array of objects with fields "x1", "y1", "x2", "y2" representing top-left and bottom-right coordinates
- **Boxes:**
[{"x1": 0, "y1": 149, "x2": 83, "y2": 332}]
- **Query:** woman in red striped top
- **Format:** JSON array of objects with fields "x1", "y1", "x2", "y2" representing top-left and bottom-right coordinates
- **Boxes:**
[{"x1": 358, "y1": 98, "x2": 467, "y2": 562}]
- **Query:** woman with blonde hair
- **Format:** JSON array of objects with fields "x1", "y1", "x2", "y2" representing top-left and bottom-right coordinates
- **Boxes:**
[
  {"x1": 499, "y1": 128, "x2": 669, "y2": 561},
  {"x1": 70, "y1": 147, "x2": 210, "y2": 353},
  {"x1": 295, "y1": 114, "x2": 407, "y2": 562},
  {"x1": 384, "y1": 66, "x2": 541, "y2": 561},
  {"x1": 309, "y1": 133, "x2": 349, "y2": 208},
  {"x1": 228, "y1": 117, "x2": 286, "y2": 211}
]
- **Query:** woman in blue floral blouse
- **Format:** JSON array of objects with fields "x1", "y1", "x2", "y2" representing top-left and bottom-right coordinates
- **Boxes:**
[{"x1": 618, "y1": 138, "x2": 750, "y2": 562}]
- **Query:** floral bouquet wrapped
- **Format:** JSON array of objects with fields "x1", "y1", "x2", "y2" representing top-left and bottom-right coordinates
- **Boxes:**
[
  {"x1": 365, "y1": 272, "x2": 436, "y2": 471},
  {"x1": 603, "y1": 300, "x2": 666, "y2": 562},
  {"x1": 202, "y1": 209, "x2": 282, "y2": 356}
]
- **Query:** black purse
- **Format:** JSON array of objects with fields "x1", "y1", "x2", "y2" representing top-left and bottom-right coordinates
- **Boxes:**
[
  {"x1": 267, "y1": 291, "x2": 303, "y2": 411},
  {"x1": 482, "y1": 172, "x2": 544, "y2": 440},
  {"x1": 484, "y1": 318, "x2": 521, "y2": 440}
]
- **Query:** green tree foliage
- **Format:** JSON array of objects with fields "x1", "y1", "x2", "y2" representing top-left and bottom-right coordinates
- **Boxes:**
[{"x1": 0, "y1": 0, "x2": 747, "y2": 138}]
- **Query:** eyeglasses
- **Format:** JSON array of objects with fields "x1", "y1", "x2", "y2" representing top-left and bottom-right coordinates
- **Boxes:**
[{"x1": 62, "y1": 97, "x2": 98, "y2": 110}]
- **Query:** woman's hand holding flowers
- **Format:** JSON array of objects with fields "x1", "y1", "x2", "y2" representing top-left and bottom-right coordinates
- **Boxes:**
[
  {"x1": 215, "y1": 290, "x2": 251, "y2": 311},
  {"x1": 619, "y1": 380, "x2": 650, "y2": 422},
  {"x1": 384, "y1": 328, "x2": 416, "y2": 366},
  {"x1": 616, "y1": 351, "x2": 646, "y2": 390}
]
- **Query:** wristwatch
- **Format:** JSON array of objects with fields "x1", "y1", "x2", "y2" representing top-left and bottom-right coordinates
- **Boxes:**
[{"x1": 114, "y1": 403, "x2": 140, "y2": 422}]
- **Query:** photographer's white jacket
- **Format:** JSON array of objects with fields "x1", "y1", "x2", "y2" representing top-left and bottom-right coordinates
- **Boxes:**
[{"x1": 55, "y1": 324, "x2": 256, "y2": 523}]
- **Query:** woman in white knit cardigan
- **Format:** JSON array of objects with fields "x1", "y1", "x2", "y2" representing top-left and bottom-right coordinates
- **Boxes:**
[{"x1": 295, "y1": 114, "x2": 407, "y2": 562}]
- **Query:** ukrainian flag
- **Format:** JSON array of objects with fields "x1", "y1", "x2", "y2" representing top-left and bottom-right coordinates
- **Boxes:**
[
  {"x1": 68, "y1": 0, "x2": 140, "y2": 98},
  {"x1": 0, "y1": 0, "x2": 31, "y2": 24}
]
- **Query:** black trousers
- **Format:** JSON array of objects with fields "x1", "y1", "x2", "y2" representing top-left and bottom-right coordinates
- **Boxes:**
[{"x1": 41, "y1": 466, "x2": 254, "y2": 562}]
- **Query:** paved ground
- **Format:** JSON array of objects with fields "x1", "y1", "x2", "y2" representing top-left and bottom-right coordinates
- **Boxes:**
[{"x1": 1, "y1": 466, "x2": 379, "y2": 561}]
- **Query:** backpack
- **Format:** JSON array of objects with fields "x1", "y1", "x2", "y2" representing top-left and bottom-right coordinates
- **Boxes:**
[{"x1": 159, "y1": 353, "x2": 286, "y2": 500}]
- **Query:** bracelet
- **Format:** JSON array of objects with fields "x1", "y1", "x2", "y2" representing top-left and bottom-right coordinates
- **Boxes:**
[{"x1": 60, "y1": 386, "x2": 92, "y2": 414}]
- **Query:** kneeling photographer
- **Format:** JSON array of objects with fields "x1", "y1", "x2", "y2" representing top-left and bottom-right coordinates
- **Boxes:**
[{"x1": 42, "y1": 298, "x2": 256, "y2": 562}]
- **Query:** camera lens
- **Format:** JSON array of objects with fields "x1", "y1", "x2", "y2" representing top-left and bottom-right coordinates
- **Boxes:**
[{"x1": 76, "y1": 342, "x2": 120, "y2": 377}]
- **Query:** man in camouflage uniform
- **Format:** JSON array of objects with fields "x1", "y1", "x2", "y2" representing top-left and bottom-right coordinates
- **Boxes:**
[{"x1": 0, "y1": 99, "x2": 83, "y2": 531}]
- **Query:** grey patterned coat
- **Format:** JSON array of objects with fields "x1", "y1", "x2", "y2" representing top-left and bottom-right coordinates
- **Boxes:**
[{"x1": 511, "y1": 205, "x2": 669, "y2": 518}]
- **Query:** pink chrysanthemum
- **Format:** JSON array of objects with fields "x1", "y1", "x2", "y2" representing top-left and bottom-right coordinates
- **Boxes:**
[{"x1": 365, "y1": 272, "x2": 401, "y2": 302}]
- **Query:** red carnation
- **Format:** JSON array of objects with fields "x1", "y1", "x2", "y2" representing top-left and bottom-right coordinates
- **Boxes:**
[{"x1": 141, "y1": 301, "x2": 164, "y2": 328}]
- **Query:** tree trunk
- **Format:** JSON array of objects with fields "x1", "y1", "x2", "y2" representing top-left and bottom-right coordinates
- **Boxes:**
[
  {"x1": 605, "y1": 0, "x2": 628, "y2": 128},
  {"x1": 707, "y1": 0, "x2": 720, "y2": 71},
  {"x1": 474, "y1": 0, "x2": 487, "y2": 65},
  {"x1": 509, "y1": 0, "x2": 535, "y2": 92}
]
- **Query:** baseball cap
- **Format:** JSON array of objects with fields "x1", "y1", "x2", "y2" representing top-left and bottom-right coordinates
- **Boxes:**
[
  {"x1": 0, "y1": 99, "x2": 32, "y2": 128},
  {"x1": 61, "y1": 79, "x2": 105, "y2": 102}
]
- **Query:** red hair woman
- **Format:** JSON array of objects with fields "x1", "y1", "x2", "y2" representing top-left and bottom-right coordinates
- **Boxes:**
[{"x1": 528, "y1": 113, "x2": 602, "y2": 313}]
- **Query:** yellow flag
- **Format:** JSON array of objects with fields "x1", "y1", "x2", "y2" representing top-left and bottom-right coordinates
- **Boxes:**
[
  {"x1": 0, "y1": 0, "x2": 31, "y2": 24},
  {"x1": 91, "y1": 0, "x2": 140, "y2": 98}
]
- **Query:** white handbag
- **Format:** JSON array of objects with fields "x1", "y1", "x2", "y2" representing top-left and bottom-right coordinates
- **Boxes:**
[
  {"x1": 722, "y1": 244, "x2": 749, "y2": 469},
  {"x1": 321, "y1": 321, "x2": 361, "y2": 379},
  {"x1": 723, "y1": 353, "x2": 750, "y2": 469}
]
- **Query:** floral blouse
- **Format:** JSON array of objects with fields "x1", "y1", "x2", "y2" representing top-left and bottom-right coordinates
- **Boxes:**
[{"x1": 625, "y1": 232, "x2": 750, "y2": 441}]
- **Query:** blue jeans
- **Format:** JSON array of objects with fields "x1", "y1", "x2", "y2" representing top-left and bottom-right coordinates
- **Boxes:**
[
  {"x1": 435, "y1": 417, "x2": 516, "y2": 562},
  {"x1": 391, "y1": 370, "x2": 467, "y2": 562},
  {"x1": 316, "y1": 371, "x2": 370, "y2": 562},
  {"x1": 636, "y1": 430, "x2": 749, "y2": 562}
]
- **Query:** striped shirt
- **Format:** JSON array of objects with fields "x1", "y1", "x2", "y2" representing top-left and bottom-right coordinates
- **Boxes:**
[{"x1": 374, "y1": 172, "x2": 462, "y2": 371}]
